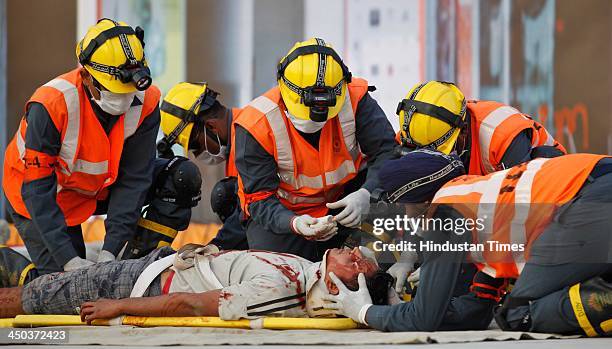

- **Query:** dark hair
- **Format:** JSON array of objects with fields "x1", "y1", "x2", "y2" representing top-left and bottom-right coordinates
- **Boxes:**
[
  {"x1": 197, "y1": 100, "x2": 223, "y2": 120},
  {"x1": 366, "y1": 270, "x2": 394, "y2": 305}
]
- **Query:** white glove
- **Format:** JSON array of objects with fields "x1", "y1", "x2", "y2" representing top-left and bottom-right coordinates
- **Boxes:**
[
  {"x1": 407, "y1": 267, "x2": 421, "y2": 287},
  {"x1": 310, "y1": 215, "x2": 338, "y2": 241},
  {"x1": 291, "y1": 214, "x2": 335, "y2": 240},
  {"x1": 64, "y1": 256, "x2": 94, "y2": 271},
  {"x1": 387, "y1": 250, "x2": 419, "y2": 293},
  {"x1": 326, "y1": 188, "x2": 370, "y2": 228},
  {"x1": 97, "y1": 250, "x2": 116, "y2": 263},
  {"x1": 321, "y1": 272, "x2": 373, "y2": 324}
]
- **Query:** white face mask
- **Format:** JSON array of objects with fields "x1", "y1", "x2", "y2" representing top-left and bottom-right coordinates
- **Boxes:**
[
  {"x1": 91, "y1": 86, "x2": 136, "y2": 116},
  {"x1": 287, "y1": 111, "x2": 327, "y2": 133},
  {"x1": 196, "y1": 126, "x2": 227, "y2": 165}
]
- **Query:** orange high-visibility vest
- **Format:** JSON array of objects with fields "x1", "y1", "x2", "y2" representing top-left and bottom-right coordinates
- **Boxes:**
[
  {"x1": 432, "y1": 153, "x2": 607, "y2": 279},
  {"x1": 224, "y1": 107, "x2": 242, "y2": 178},
  {"x1": 466, "y1": 100, "x2": 566, "y2": 175},
  {"x1": 234, "y1": 78, "x2": 369, "y2": 218},
  {"x1": 3, "y1": 68, "x2": 161, "y2": 226}
]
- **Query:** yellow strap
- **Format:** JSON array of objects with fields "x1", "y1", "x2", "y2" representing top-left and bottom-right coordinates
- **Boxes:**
[
  {"x1": 18, "y1": 263, "x2": 35, "y2": 286},
  {"x1": 600, "y1": 319, "x2": 612, "y2": 334},
  {"x1": 157, "y1": 241, "x2": 171, "y2": 248},
  {"x1": 138, "y1": 218, "x2": 178, "y2": 239},
  {"x1": 569, "y1": 283, "x2": 598, "y2": 337}
]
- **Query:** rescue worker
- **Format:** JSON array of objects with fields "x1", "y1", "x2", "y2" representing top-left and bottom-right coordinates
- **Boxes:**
[
  {"x1": 234, "y1": 38, "x2": 396, "y2": 261},
  {"x1": 158, "y1": 82, "x2": 248, "y2": 250},
  {"x1": 388, "y1": 80, "x2": 567, "y2": 288},
  {"x1": 395, "y1": 81, "x2": 565, "y2": 174},
  {"x1": 0, "y1": 245, "x2": 393, "y2": 321},
  {"x1": 324, "y1": 150, "x2": 612, "y2": 336},
  {"x1": 2, "y1": 19, "x2": 161, "y2": 274}
]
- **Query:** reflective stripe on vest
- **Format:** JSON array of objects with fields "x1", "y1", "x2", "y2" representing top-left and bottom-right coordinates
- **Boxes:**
[
  {"x1": 277, "y1": 188, "x2": 326, "y2": 204},
  {"x1": 433, "y1": 158, "x2": 552, "y2": 277},
  {"x1": 42, "y1": 80, "x2": 144, "y2": 177},
  {"x1": 248, "y1": 96, "x2": 324, "y2": 189},
  {"x1": 44, "y1": 78, "x2": 81, "y2": 172},
  {"x1": 510, "y1": 158, "x2": 549, "y2": 274},
  {"x1": 432, "y1": 169, "x2": 508, "y2": 276},
  {"x1": 16, "y1": 124, "x2": 26, "y2": 159},
  {"x1": 248, "y1": 92, "x2": 360, "y2": 190},
  {"x1": 478, "y1": 105, "x2": 523, "y2": 173},
  {"x1": 337, "y1": 93, "x2": 361, "y2": 162},
  {"x1": 543, "y1": 128, "x2": 555, "y2": 146}
]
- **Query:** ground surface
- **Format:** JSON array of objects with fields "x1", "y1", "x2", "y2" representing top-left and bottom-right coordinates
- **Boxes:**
[
  {"x1": 1, "y1": 326, "x2": 606, "y2": 347},
  {"x1": 2, "y1": 338, "x2": 611, "y2": 349}
]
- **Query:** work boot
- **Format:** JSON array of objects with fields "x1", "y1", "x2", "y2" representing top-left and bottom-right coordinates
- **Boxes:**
[
  {"x1": 569, "y1": 276, "x2": 612, "y2": 337},
  {"x1": 0, "y1": 245, "x2": 38, "y2": 287}
]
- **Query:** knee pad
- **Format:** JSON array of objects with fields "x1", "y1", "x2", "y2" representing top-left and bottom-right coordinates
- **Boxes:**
[
  {"x1": 210, "y1": 177, "x2": 238, "y2": 223},
  {"x1": 569, "y1": 276, "x2": 612, "y2": 337},
  {"x1": 0, "y1": 245, "x2": 38, "y2": 287}
]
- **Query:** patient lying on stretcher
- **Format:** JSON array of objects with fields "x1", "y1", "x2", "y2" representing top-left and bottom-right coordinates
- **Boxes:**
[{"x1": 0, "y1": 245, "x2": 393, "y2": 323}]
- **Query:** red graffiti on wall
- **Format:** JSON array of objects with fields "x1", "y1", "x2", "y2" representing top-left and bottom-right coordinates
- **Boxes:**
[{"x1": 538, "y1": 103, "x2": 589, "y2": 152}]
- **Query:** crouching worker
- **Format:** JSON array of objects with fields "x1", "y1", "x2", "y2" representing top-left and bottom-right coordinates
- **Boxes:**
[
  {"x1": 2, "y1": 19, "x2": 161, "y2": 274},
  {"x1": 324, "y1": 150, "x2": 612, "y2": 336},
  {"x1": 158, "y1": 82, "x2": 248, "y2": 250},
  {"x1": 0, "y1": 245, "x2": 394, "y2": 322}
]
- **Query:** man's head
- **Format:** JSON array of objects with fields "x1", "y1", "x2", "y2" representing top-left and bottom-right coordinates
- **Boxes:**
[
  {"x1": 277, "y1": 38, "x2": 352, "y2": 126},
  {"x1": 397, "y1": 81, "x2": 466, "y2": 154},
  {"x1": 159, "y1": 82, "x2": 230, "y2": 159},
  {"x1": 378, "y1": 149, "x2": 466, "y2": 204},
  {"x1": 324, "y1": 247, "x2": 393, "y2": 305}
]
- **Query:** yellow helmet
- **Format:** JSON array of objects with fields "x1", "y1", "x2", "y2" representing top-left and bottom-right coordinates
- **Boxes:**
[
  {"x1": 76, "y1": 18, "x2": 152, "y2": 93},
  {"x1": 397, "y1": 81, "x2": 466, "y2": 154},
  {"x1": 277, "y1": 38, "x2": 352, "y2": 122},
  {"x1": 159, "y1": 82, "x2": 219, "y2": 156}
]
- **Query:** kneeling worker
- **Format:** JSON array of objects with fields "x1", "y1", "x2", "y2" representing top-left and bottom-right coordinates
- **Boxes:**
[
  {"x1": 2, "y1": 19, "x2": 161, "y2": 274},
  {"x1": 158, "y1": 82, "x2": 247, "y2": 249},
  {"x1": 325, "y1": 150, "x2": 611, "y2": 336},
  {"x1": 234, "y1": 38, "x2": 396, "y2": 261},
  {"x1": 0, "y1": 246, "x2": 392, "y2": 322},
  {"x1": 389, "y1": 80, "x2": 567, "y2": 287}
]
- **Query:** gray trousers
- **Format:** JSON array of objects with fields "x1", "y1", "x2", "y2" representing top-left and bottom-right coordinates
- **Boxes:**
[
  {"x1": 7, "y1": 203, "x2": 85, "y2": 275},
  {"x1": 504, "y1": 172, "x2": 612, "y2": 334}
]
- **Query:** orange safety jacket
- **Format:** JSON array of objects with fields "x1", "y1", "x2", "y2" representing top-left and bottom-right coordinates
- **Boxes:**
[
  {"x1": 224, "y1": 107, "x2": 242, "y2": 178},
  {"x1": 3, "y1": 68, "x2": 161, "y2": 227},
  {"x1": 431, "y1": 153, "x2": 608, "y2": 279},
  {"x1": 466, "y1": 100, "x2": 566, "y2": 175},
  {"x1": 234, "y1": 78, "x2": 370, "y2": 218}
]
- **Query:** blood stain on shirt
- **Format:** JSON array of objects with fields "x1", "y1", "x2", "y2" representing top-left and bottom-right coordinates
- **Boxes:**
[
  {"x1": 254, "y1": 255, "x2": 305, "y2": 307},
  {"x1": 219, "y1": 291, "x2": 233, "y2": 301}
]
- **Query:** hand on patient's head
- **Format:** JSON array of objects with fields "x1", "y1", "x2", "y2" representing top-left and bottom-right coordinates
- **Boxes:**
[
  {"x1": 324, "y1": 247, "x2": 394, "y2": 305},
  {"x1": 324, "y1": 247, "x2": 378, "y2": 294}
]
